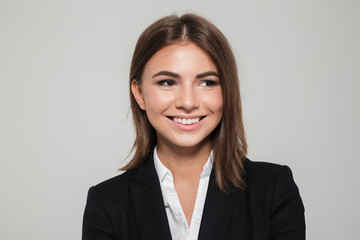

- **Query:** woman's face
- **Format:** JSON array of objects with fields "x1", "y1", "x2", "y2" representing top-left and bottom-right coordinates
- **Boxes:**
[{"x1": 131, "y1": 42, "x2": 223, "y2": 151}]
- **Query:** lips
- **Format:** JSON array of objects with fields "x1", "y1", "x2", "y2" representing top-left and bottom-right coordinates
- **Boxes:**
[{"x1": 167, "y1": 116, "x2": 205, "y2": 125}]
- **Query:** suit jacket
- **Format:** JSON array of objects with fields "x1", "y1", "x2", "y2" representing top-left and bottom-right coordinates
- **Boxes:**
[{"x1": 82, "y1": 155, "x2": 305, "y2": 240}]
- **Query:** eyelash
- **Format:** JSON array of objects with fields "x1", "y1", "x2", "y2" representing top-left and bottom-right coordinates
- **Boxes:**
[
  {"x1": 157, "y1": 80, "x2": 176, "y2": 87},
  {"x1": 157, "y1": 79, "x2": 219, "y2": 87},
  {"x1": 199, "y1": 80, "x2": 218, "y2": 87}
]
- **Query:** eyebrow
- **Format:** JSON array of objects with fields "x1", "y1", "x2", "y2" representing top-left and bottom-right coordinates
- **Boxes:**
[
  {"x1": 152, "y1": 71, "x2": 219, "y2": 79},
  {"x1": 152, "y1": 71, "x2": 180, "y2": 79},
  {"x1": 195, "y1": 71, "x2": 219, "y2": 79}
]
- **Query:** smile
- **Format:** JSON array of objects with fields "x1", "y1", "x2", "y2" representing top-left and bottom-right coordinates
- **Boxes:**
[{"x1": 170, "y1": 116, "x2": 204, "y2": 125}]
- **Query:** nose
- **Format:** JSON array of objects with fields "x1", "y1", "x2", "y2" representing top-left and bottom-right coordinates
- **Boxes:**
[{"x1": 175, "y1": 85, "x2": 199, "y2": 112}]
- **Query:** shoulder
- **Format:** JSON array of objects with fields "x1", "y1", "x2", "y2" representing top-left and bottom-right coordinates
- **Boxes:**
[
  {"x1": 244, "y1": 158, "x2": 295, "y2": 185},
  {"x1": 86, "y1": 154, "x2": 155, "y2": 206},
  {"x1": 82, "y1": 168, "x2": 145, "y2": 238},
  {"x1": 243, "y1": 158, "x2": 300, "y2": 200},
  {"x1": 86, "y1": 168, "x2": 138, "y2": 208},
  {"x1": 94, "y1": 169, "x2": 136, "y2": 191},
  {"x1": 243, "y1": 159, "x2": 305, "y2": 238}
]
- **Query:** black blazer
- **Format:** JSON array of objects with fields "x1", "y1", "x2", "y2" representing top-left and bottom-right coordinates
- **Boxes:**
[{"x1": 82, "y1": 155, "x2": 305, "y2": 240}]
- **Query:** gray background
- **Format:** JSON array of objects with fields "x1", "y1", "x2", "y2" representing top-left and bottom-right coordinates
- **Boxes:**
[{"x1": 1, "y1": 0, "x2": 359, "y2": 239}]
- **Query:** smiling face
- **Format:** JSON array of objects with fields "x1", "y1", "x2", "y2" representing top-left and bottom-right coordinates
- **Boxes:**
[{"x1": 131, "y1": 42, "x2": 223, "y2": 152}]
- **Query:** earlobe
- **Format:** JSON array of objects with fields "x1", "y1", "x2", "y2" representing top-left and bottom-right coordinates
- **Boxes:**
[{"x1": 131, "y1": 79, "x2": 146, "y2": 110}]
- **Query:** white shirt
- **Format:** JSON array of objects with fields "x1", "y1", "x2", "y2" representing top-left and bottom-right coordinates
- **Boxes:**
[{"x1": 153, "y1": 147, "x2": 213, "y2": 240}]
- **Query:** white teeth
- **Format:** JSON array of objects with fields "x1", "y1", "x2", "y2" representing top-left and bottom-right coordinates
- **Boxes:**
[{"x1": 173, "y1": 117, "x2": 201, "y2": 125}]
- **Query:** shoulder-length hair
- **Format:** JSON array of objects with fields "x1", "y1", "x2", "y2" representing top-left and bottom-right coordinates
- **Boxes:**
[{"x1": 122, "y1": 13, "x2": 247, "y2": 191}]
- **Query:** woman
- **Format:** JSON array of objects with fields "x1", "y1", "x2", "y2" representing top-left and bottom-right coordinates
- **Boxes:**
[{"x1": 82, "y1": 14, "x2": 305, "y2": 240}]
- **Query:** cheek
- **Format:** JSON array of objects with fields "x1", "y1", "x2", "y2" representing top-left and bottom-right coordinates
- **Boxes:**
[
  {"x1": 143, "y1": 91, "x2": 171, "y2": 114},
  {"x1": 214, "y1": 89, "x2": 224, "y2": 111},
  {"x1": 202, "y1": 90, "x2": 223, "y2": 113}
]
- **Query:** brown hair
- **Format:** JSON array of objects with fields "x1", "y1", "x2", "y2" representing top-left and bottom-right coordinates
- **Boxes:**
[{"x1": 122, "y1": 14, "x2": 247, "y2": 191}]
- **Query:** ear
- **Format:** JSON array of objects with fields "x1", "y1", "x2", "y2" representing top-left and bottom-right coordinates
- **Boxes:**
[{"x1": 131, "y1": 79, "x2": 146, "y2": 110}]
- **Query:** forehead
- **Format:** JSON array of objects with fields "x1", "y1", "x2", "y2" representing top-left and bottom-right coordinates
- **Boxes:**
[{"x1": 143, "y1": 42, "x2": 217, "y2": 76}]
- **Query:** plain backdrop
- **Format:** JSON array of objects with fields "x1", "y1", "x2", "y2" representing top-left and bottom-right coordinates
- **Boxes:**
[{"x1": 1, "y1": 0, "x2": 359, "y2": 239}]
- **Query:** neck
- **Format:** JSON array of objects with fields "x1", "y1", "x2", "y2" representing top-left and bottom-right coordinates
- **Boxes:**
[{"x1": 156, "y1": 139, "x2": 212, "y2": 179}]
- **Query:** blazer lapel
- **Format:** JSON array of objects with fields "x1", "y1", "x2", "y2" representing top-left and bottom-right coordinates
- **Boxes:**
[
  {"x1": 198, "y1": 170, "x2": 240, "y2": 240},
  {"x1": 129, "y1": 154, "x2": 172, "y2": 240}
]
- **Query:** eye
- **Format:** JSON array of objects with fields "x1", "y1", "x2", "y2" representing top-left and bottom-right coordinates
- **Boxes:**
[
  {"x1": 158, "y1": 80, "x2": 176, "y2": 87},
  {"x1": 199, "y1": 80, "x2": 218, "y2": 87}
]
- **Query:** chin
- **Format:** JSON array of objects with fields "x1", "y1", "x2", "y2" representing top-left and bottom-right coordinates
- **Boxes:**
[{"x1": 170, "y1": 135, "x2": 211, "y2": 149}]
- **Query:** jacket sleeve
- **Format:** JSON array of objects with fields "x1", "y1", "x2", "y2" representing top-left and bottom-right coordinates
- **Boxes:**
[
  {"x1": 82, "y1": 187, "x2": 116, "y2": 240},
  {"x1": 269, "y1": 166, "x2": 306, "y2": 240}
]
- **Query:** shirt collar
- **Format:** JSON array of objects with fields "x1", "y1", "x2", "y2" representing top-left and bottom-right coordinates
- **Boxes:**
[
  {"x1": 153, "y1": 146, "x2": 170, "y2": 183},
  {"x1": 201, "y1": 151, "x2": 213, "y2": 178},
  {"x1": 153, "y1": 146, "x2": 213, "y2": 183}
]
